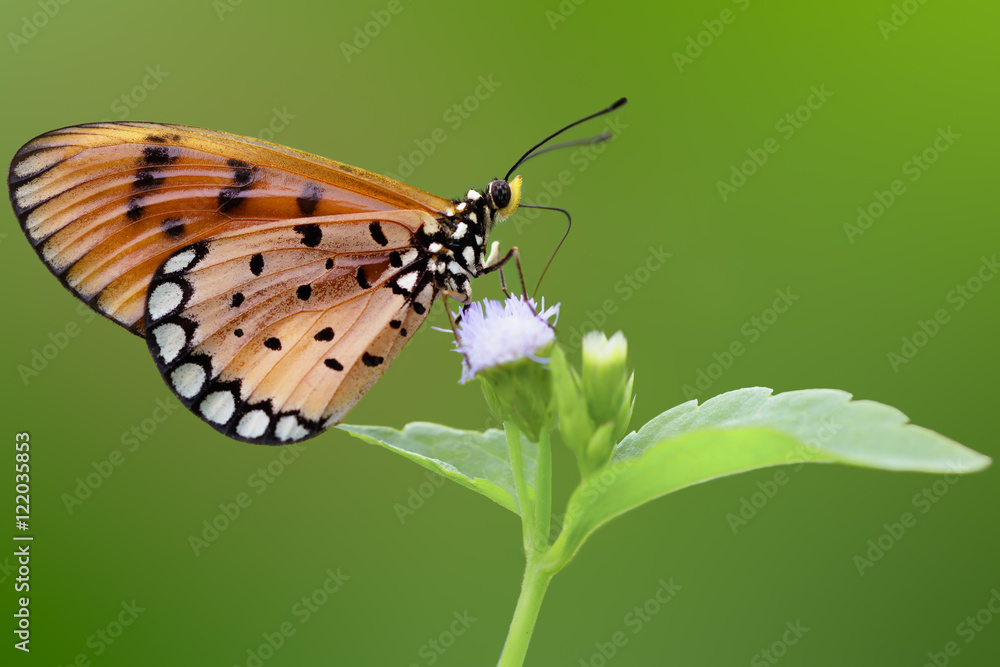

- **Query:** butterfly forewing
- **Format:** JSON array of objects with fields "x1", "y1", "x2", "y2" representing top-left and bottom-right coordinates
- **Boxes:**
[
  {"x1": 9, "y1": 121, "x2": 452, "y2": 335},
  {"x1": 144, "y1": 212, "x2": 438, "y2": 443}
]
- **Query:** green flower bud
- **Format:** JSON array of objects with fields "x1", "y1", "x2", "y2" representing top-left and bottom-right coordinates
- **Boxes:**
[{"x1": 552, "y1": 332, "x2": 635, "y2": 476}]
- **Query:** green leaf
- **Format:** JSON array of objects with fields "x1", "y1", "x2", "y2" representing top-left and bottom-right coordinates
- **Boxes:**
[
  {"x1": 550, "y1": 388, "x2": 991, "y2": 564},
  {"x1": 339, "y1": 422, "x2": 537, "y2": 516}
]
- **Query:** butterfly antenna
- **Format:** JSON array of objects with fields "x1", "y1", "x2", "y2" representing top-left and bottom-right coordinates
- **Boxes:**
[
  {"x1": 522, "y1": 130, "x2": 613, "y2": 162},
  {"x1": 519, "y1": 204, "x2": 571, "y2": 300},
  {"x1": 504, "y1": 97, "x2": 627, "y2": 181}
]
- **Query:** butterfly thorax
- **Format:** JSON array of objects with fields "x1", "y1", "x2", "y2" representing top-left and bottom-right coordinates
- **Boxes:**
[{"x1": 407, "y1": 177, "x2": 521, "y2": 301}]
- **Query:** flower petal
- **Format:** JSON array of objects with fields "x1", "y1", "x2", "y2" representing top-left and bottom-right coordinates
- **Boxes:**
[{"x1": 454, "y1": 295, "x2": 559, "y2": 381}]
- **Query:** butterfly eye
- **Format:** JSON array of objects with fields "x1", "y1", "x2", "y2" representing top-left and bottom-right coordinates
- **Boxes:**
[{"x1": 488, "y1": 179, "x2": 511, "y2": 210}]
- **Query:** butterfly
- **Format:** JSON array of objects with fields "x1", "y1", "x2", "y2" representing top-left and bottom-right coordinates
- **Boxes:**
[{"x1": 8, "y1": 98, "x2": 625, "y2": 444}]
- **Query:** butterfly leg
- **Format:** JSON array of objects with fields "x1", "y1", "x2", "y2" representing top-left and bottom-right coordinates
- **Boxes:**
[
  {"x1": 482, "y1": 245, "x2": 528, "y2": 299},
  {"x1": 441, "y1": 290, "x2": 473, "y2": 364}
]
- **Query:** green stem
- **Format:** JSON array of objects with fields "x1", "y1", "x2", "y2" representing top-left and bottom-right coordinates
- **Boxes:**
[
  {"x1": 532, "y1": 426, "x2": 552, "y2": 555},
  {"x1": 505, "y1": 422, "x2": 535, "y2": 552},
  {"x1": 496, "y1": 559, "x2": 555, "y2": 667}
]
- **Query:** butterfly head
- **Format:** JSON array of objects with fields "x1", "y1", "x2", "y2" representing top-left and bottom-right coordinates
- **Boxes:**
[{"x1": 487, "y1": 175, "x2": 521, "y2": 223}]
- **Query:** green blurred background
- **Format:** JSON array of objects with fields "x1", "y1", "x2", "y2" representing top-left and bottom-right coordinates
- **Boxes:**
[{"x1": 2, "y1": 0, "x2": 998, "y2": 664}]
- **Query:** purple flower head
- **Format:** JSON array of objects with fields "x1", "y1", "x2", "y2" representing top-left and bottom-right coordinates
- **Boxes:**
[{"x1": 454, "y1": 295, "x2": 560, "y2": 383}]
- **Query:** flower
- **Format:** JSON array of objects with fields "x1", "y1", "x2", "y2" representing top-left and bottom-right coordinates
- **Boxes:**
[
  {"x1": 454, "y1": 295, "x2": 560, "y2": 383},
  {"x1": 453, "y1": 295, "x2": 560, "y2": 442}
]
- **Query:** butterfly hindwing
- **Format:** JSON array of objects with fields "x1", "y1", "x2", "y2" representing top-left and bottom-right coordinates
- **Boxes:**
[
  {"x1": 8, "y1": 122, "x2": 452, "y2": 335},
  {"x1": 145, "y1": 212, "x2": 438, "y2": 443}
]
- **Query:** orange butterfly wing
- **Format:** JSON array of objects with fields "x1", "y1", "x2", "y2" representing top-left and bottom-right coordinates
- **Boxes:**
[
  {"x1": 8, "y1": 121, "x2": 453, "y2": 335},
  {"x1": 8, "y1": 122, "x2": 472, "y2": 443},
  {"x1": 145, "y1": 212, "x2": 438, "y2": 443}
]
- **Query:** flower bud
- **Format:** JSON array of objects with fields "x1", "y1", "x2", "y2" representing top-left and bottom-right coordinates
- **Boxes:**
[{"x1": 553, "y1": 332, "x2": 634, "y2": 475}]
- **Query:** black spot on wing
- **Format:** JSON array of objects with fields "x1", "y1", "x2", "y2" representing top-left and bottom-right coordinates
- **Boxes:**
[
  {"x1": 325, "y1": 258, "x2": 334, "y2": 270},
  {"x1": 314, "y1": 327, "x2": 334, "y2": 342},
  {"x1": 218, "y1": 160, "x2": 255, "y2": 213},
  {"x1": 293, "y1": 224, "x2": 322, "y2": 248},
  {"x1": 250, "y1": 254, "x2": 264, "y2": 276},
  {"x1": 231, "y1": 292, "x2": 245, "y2": 308},
  {"x1": 227, "y1": 158, "x2": 254, "y2": 186},
  {"x1": 389, "y1": 251, "x2": 402, "y2": 268},
  {"x1": 324, "y1": 358, "x2": 343, "y2": 371},
  {"x1": 413, "y1": 302, "x2": 426, "y2": 314},
  {"x1": 126, "y1": 196, "x2": 144, "y2": 220},
  {"x1": 218, "y1": 186, "x2": 246, "y2": 213},
  {"x1": 369, "y1": 221, "x2": 388, "y2": 246},
  {"x1": 389, "y1": 320, "x2": 401, "y2": 329},
  {"x1": 356, "y1": 266, "x2": 370, "y2": 289},
  {"x1": 141, "y1": 145, "x2": 176, "y2": 166},
  {"x1": 296, "y1": 183, "x2": 322, "y2": 216},
  {"x1": 162, "y1": 217, "x2": 185, "y2": 238},
  {"x1": 234, "y1": 329, "x2": 244, "y2": 337},
  {"x1": 362, "y1": 352, "x2": 384, "y2": 367},
  {"x1": 264, "y1": 337, "x2": 282, "y2": 351},
  {"x1": 296, "y1": 284, "x2": 312, "y2": 301},
  {"x1": 134, "y1": 168, "x2": 165, "y2": 190}
]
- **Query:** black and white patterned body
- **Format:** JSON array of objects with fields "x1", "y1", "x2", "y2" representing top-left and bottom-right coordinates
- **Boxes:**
[{"x1": 390, "y1": 178, "x2": 519, "y2": 305}]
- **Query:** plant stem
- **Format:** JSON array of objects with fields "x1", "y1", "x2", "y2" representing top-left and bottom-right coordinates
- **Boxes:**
[
  {"x1": 533, "y1": 426, "x2": 552, "y2": 553},
  {"x1": 497, "y1": 559, "x2": 555, "y2": 667},
  {"x1": 505, "y1": 422, "x2": 535, "y2": 552}
]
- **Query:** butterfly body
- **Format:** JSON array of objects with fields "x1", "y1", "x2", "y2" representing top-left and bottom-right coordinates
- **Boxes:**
[{"x1": 9, "y1": 122, "x2": 520, "y2": 443}]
